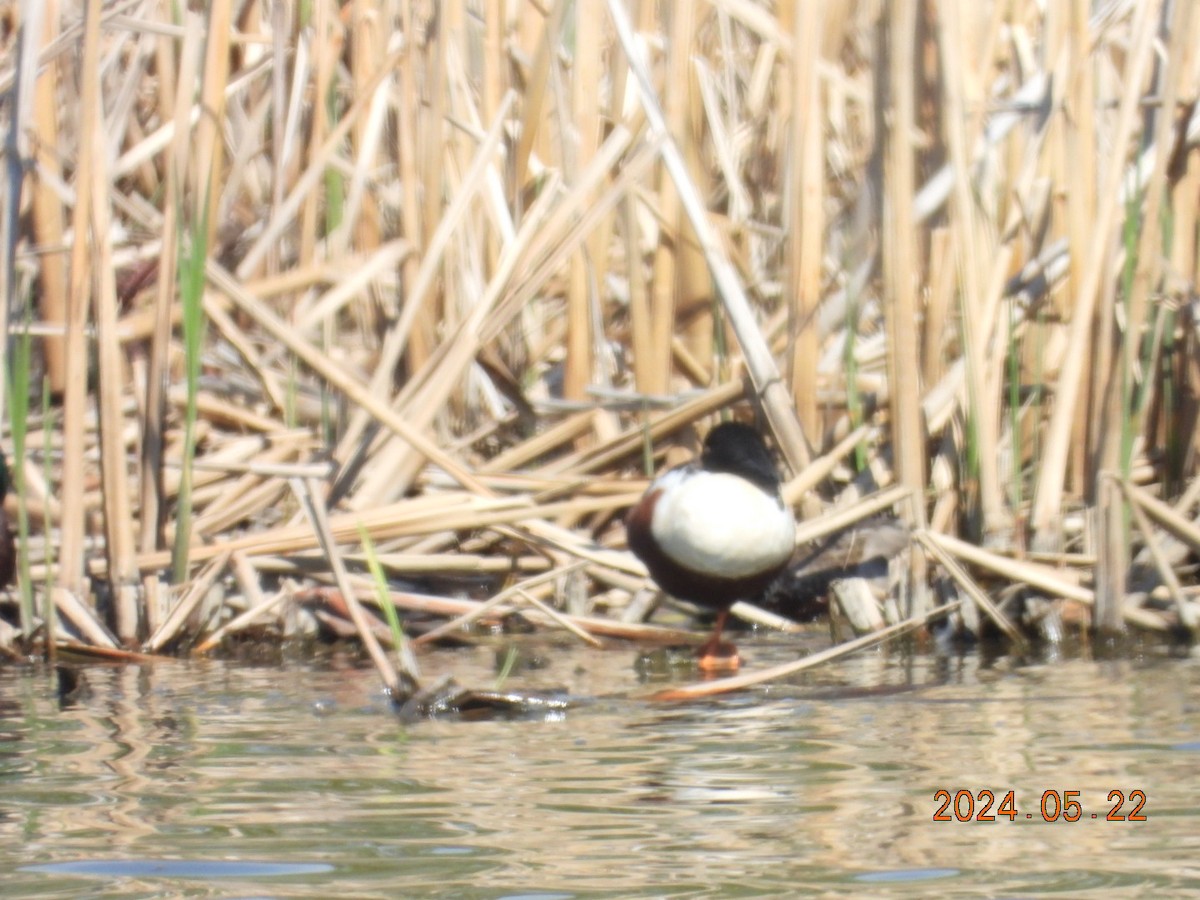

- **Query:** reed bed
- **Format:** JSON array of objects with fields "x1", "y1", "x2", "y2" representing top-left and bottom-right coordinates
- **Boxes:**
[{"x1": 2, "y1": 1, "x2": 1199, "y2": 693}]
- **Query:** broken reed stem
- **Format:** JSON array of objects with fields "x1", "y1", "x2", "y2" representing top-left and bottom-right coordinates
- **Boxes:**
[
  {"x1": 412, "y1": 562, "x2": 589, "y2": 647},
  {"x1": 144, "y1": 550, "x2": 231, "y2": 652},
  {"x1": 192, "y1": 585, "x2": 290, "y2": 656},
  {"x1": 1119, "y1": 478, "x2": 1196, "y2": 633},
  {"x1": 650, "y1": 601, "x2": 962, "y2": 702},
  {"x1": 290, "y1": 477, "x2": 410, "y2": 696},
  {"x1": 915, "y1": 530, "x2": 1026, "y2": 646}
]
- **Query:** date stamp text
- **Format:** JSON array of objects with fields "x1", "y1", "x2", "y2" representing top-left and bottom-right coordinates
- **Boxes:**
[{"x1": 932, "y1": 789, "x2": 1147, "y2": 822}]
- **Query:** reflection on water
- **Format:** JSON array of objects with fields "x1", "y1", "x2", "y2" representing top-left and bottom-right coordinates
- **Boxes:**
[{"x1": 2, "y1": 637, "x2": 1199, "y2": 898}]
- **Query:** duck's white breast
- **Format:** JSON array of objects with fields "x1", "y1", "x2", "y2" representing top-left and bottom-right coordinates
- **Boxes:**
[{"x1": 649, "y1": 469, "x2": 796, "y2": 578}]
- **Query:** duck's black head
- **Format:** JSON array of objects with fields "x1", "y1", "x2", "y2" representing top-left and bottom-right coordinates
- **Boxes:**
[{"x1": 700, "y1": 422, "x2": 783, "y2": 491}]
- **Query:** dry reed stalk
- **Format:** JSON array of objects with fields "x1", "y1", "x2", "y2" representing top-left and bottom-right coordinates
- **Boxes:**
[
  {"x1": 143, "y1": 550, "x2": 231, "y2": 652},
  {"x1": 348, "y1": 0, "x2": 383, "y2": 258},
  {"x1": 1061, "y1": 0, "x2": 1097, "y2": 502},
  {"x1": 1120, "y1": 479, "x2": 1197, "y2": 633},
  {"x1": 205, "y1": 261, "x2": 487, "y2": 492},
  {"x1": 334, "y1": 91, "x2": 516, "y2": 466},
  {"x1": 393, "y1": 1, "x2": 432, "y2": 372},
  {"x1": 925, "y1": 530, "x2": 1091, "y2": 603},
  {"x1": 542, "y1": 379, "x2": 747, "y2": 475},
  {"x1": 881, "y1": 0, "x2": 927, "y2": 620},
  {"x1": 427, "y1": 470, "x2": 642, "y2": 499},
  {"x1": 642, "y1": 0, "x2": 692, "y2": 394},
  {"x1": 1094, "y1": 462, "x2": 1127, "y2": 632},
  {"x1": 935, "y1": 0, "x2": 1005, "y2": 537},
  {"x1": 376, "y1": 166, "x2": 591, "y2": 496},
  {"x1": 479, "y1": 412, "x2": 597, "y2": 473},
  {"x1": 193, "y1": 585, "x2": 291, "y2": 655},
  {"x1": 1031, "y1": 0, "x2": 1162, "y2": 543},
  {"x1": 1122, "y1": 482, "x2": 1200, "y2": 557},
  {"x1": 517, "y1": 589, "x2": 607, "y2": 648},
  {"x1": 236, "y1": 43, "x2": 403, "y2": 280},
  {"x1": 914, "y1": 530, "x2": 1026, "y2": 646},
  {"x1": 563, "y1": 0, "x2": 603, "y2": 402},
  {"x1": 296, "y1": 240, "x2": 413, "y2": 331},
  {"x1": 52, "y1": 586, "x2": 117, "y2": 649},
  {"x1": 264, "y1": 0, "x2": 289, "y2": 283},
  {"x1": 379, "y1": 583, "x2": 697, "y2": 645},
  {"x1": 513, "y1": 0, "x2": 560, "y2": 192},
  {"x1": 609, "y1": 0, "x2": 813, "y2": 473},
  {"x1": 512, "y1": 518, "x2": 647, "y2": 578},
  {"x1": 481, "y1": 0, "x2": 505, "y2": 129},
  {"x1": 419, "y1": 2, "x2": 451, "y2": 294},
  {"x1": 787, "y1": 0, "x2": 824, "y2": 439},
  {"x1": 477, "y1": 131, "x2": 657, "y2": 347},
  {"x1": 130, "y1": 490, "x2": 643, "y2": 577},
  {"x1": 160, "y1": 433, "x2": 296, "y2": 496},
  {"x1": 782, "y1": 423, "x2": 874, "y2": 506},
  {"x1": 28, "y1": 0, "x2": 68, "y2": 394},
  {"x1": 1101, "y1": 0, "x2": 1196, "y2": 625},
  {"x1": 230, "y1": 550, "x2": 267, "y2": 614},
  {"x1": 88, "y1": 87, "x2": 139, "y2": 642},
  {"x1": 730, "y1": 600, "x2": 807, "y2": 634},
  {"x1": 189, "y1": 465, "x2": 305, "y2": 538},
  {"x1": 193, "y1": 0, "x2": 232, "y2": 246},
  {"x1": 58, "y1": 0, "x2": 104, "y2": 600},
  {"x1": 361, "y1": 552, "x2": 552, "y2": 576},
  {"x1": 792, "y1": 485, "x2": 911, "y2": 548},
  {"x1": 409, "y1": 561, "x2": 587, "y2": 648},
  {"x1": 622, "y1": 173, "x2": 656, "y2": 396},
  {"x1": 188, "y1": 457, "x2": 332, "y2": 480},
  {"x1": 670, "y1": 334, "x2": 712, "y2": 386},
  {"x1": 291, "y1": 477, "x2": 412, "y2": 695},
  {"x1": 240, "y1": 265, "x2": 338, "y2": 301},
  {"x1": 110, "y1": 51, "x2": 265, "y2": 180},
  {"x1": 139, "y1": 12, "x2": 202, "y2": 567}
]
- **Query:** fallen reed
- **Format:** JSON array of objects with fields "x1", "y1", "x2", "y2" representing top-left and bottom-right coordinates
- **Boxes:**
[{"x1": 2, "y1": 1, "x2": 1199, "y2": 685}]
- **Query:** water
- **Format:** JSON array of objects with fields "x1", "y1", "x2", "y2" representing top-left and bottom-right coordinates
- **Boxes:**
[{"x1": 2, "y1": 635, "x2": 1199, "y2": 898}]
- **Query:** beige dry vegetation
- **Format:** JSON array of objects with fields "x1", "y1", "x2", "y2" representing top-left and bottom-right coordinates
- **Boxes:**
[{"x1": 2, "y1": 0, "x2": 1200, "y2": 690}]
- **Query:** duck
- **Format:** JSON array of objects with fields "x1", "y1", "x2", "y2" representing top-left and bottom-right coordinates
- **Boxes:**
[{"x1": 626, "y1": 421, "x2": 796, "y2": 671}]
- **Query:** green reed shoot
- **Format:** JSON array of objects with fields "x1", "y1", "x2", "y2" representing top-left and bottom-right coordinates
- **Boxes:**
[
  {"x1": 6, "y1": 310, "x2": 34, "y2": 639},
  {"x1": 844, "y1": 281, "x2": 865, "y2": 471},
  {"x1": 319, "y1": 76, "x2": 345, "y2": 446},
  {"x1": 495, "y1": 645, "x2": 519, "y2": 689},
  {"x1": 1118, "y1": 176, "x2": 1141, "y2": 481},
  {"x1": 172, "y1": 194, "x2": 210, "y2": 583},
  {"x1": 357, "y1": 522, "x2": 408, "y2": 657},
  {"x1": 1006, "y1": 298, "x2": 1021, "y2": 508},
  {"x1": 1159, "y1": 306, "x2": 1180, "y2": 492},
  {"x1": 41, "y1": 376, "x2": 55, "y2": 655}
]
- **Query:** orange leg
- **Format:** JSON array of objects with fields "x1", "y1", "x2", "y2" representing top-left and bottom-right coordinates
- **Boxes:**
[{"x1": 696, "y1": 609, "x2": 740, "y2": 672}]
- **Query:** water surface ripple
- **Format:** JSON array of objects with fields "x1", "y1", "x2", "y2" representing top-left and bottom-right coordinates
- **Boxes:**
[{"x1": 2, "y1": 639, "x2": 1198, "y2": 897}]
